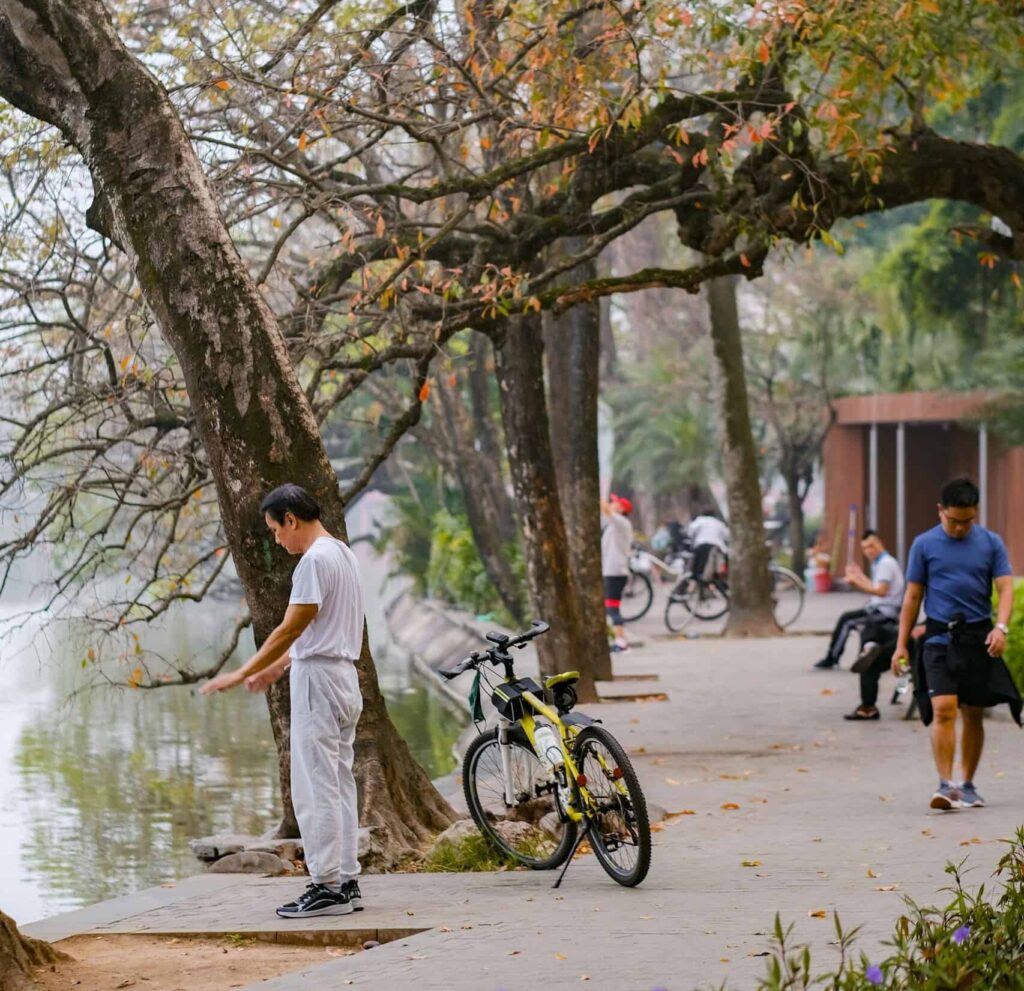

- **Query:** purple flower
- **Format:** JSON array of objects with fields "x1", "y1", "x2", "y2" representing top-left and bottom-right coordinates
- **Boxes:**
[
  {"x1": 953, "y1": 925, "x2": 971, "y2": 944},
  {"x1": 866, "y1": 964, "x2": 883, "y2": 986}
]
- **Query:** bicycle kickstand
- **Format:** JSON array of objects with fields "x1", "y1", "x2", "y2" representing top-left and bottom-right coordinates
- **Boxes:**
[{"x1": 553, "y1": 828, "x2": 589, "y2": 889}]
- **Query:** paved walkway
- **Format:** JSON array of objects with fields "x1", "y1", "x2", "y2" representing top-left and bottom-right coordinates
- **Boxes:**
[{"x1": 25, "y1": 593, "x2": 1024, "y2": 990}]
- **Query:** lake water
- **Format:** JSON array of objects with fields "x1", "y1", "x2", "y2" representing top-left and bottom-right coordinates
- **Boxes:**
[{"x1": 0, "y1": 498, "x2": 464, "y2": 924}]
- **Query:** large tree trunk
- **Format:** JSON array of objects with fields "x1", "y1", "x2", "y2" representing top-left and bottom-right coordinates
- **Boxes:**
[
  {"x1": 0, "y1": 0, "x2": 453, "y2": 858},
  {"x1": 784, "y1": 462, "x2": 808, "y2": 577},
  {"x1": 0, "y1": 911, "x2": 64, "y2": 991},
  {"x1": 706, "y1": 277, "x2": 778, "y2": 636},
  {"x1": 495, "y1": 315, "x2": 598, "y2": 701},
  {"x1": 544, "y1": 251, "x2": 611, "y2": 682}
]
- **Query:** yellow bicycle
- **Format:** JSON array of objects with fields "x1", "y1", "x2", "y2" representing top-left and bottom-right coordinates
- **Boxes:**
[{"x1": 440, "y1": 621, "x2": 651, "y2": 887}]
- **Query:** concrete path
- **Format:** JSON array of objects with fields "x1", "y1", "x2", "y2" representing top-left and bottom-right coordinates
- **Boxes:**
[{"x1": 26, "y1": 594, "x2": 1024, "y2": 990}]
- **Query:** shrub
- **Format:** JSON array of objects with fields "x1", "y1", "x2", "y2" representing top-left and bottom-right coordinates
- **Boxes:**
[
  {"x1": 1001, "y1": 579, "x2": 1024, "y2": 691},
  {"x1": 758, "y1": 827, "x2": 1024, "y2": 990},
  {"x1": 422, "y1": 833, "x2": 520, "y2": 873}
]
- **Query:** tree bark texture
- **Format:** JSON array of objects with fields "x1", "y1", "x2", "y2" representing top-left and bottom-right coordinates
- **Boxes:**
[
  {"x1": 0, "y1": 911, "x2": 64, "y2": 991},
  {"x1": 0, "y1": 0, "x2": 453, "y2": 858},
  {"x1": 784, "y1": 464, "x2": 808, "y2": 577},
  {"x1": 495, "y1": 314, "x2": 597, "y2": 701},
  {"x1": 706, "y1": 277, "x2": 778, "y2": 636},
  {"x1": 543, "y1": 251, "x2": 611, "y2": 683}
]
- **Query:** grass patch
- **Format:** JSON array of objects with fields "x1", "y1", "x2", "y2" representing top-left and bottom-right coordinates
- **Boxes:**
[{"x1": 422, "y1": 833, "x2": 521, "y2": 873}]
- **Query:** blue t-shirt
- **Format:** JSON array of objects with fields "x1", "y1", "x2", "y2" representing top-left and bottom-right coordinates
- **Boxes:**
[{"x1": 905, "y1": 524, "x2": 1012, "y2": 642}]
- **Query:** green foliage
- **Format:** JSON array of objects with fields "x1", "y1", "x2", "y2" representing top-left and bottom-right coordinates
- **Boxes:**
[
  {"x1": 377, "y1": 473, "x2": 524, "y2": 624},
  {"x1": 422, "y1": 832, "x2": 521, "y2": 873},
  {"x1": 1001, "y1": 580, "x2": 1024, "y2": 693},
  {"x1": 758, "y1": 829, "x2": 1024, "y2": 990}
]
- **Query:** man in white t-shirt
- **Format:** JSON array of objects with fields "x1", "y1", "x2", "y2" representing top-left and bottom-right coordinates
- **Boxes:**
[
  {"x1": 202, "y1": 483, "x2": 365, "y2": 919},
  {"x1": 814, "y1": 529, "x2": 905, "y2": 670},
  {"x1": 686, "y1": 509, "x2": 729, "y2": 581}
]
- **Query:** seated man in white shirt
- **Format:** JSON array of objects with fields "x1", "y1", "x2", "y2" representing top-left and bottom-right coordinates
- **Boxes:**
[{"x1": 814, "y1": 529, "x2": 905, "y2": 670}]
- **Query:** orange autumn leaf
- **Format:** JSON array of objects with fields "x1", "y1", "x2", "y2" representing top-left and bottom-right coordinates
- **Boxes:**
[
  {"x1": 214, "y1": 79, "x2": 231, "y2": 91},
  {"x1": 298, "y1": 132, "x2": 308, "y2": 152},
  {"x1": 418, "y1": 382, "x2": 431, "y2": 402},
  {"x1": 720, "y1": 802, "x2": 740, "y2": 810},
  {"x1": 808, "y1": 909, "x2": 827, "y2": 919},
  {"x1": 1012, "y1": 272, "x2": 1022, "y2": 290},
  {"x1": 757, "y1": 40, "x2": 770, "y2": 64}
]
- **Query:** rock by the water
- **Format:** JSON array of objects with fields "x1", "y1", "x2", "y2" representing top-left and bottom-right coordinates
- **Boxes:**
[
  {"x1": 428, "y1": 818, "x2": 481, "y2": 857},
  {"x1": 189, "y1": 833, "x2": 253, "y2": 861},
  {"x1": 206, "y1": 851, "x2": 294, "y2": 875}
]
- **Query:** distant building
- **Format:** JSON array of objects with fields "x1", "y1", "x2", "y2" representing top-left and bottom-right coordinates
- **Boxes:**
[{"x1": 821, "y1": 391, "x2": 1023, "y2": 574}]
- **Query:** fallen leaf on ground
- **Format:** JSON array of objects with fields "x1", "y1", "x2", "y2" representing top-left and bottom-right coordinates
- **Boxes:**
[
  {"x1": 820, "y1": 688, "x2": 834, "y2": 696},
  {"x1": 508, "y1": 950, "x2": 520, "y2": 956},
  {"x1": 650, "y1": 823, "x2": 665, "y2": 832},
  {"x1": 556, "y1": 952, "x2": 567, "y2": 961},
  {"x1": 666, "y1": 810, "x2": 697, "y2": 817},
  {"x1": 721, "y1": 802, "x2": 740, "y2": 810},
  {"x1": 877, "y1": 884, "x2": 900, "y2": 891},
  {"x1": 580, "y1": 976, "x2": 590, "y2": 981},
  {"x1": 720, "y1": 957, "x2": 730, "y2": 963},
  {"x1": 867, "y1": 868, "x2": 878, "y2": 878},
  {"x1": 808, "y1": 910, "x2": 827, "y2": 918},
  {"x1": 742, "y1": 860, "x2": 762, "y2": 867},
  {"x1": 326, "y1": 947, "x2": 352, "y2": 958},
  {"x1": 817, "y1": 871, "x2": 829, "y2": 878},
  {"x1": 438, "y1": 927, "x2": 451, "y2": 933},
  {"x1": 797, "y1": 768, "x2": 810, "y2": 773},
  {"x1": 665, "y1": 777, "x2": 680, "y2": 785},
  {"x1": 751, "y1": 797, "x2": 769, "y2": 804},
  {"x1": 720, "y1": 774, "x2": 741, "y2": 780},
  {"x1": 408, "y1": 954, "x2": 428, "y2": 960}
]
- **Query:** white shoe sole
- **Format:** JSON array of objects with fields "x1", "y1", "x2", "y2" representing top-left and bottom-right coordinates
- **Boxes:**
[
  {"x1": 276, "y1": 902, "x2": 354, "y2": 918},
  {"x1": 929, "y1": 793, "x2": 962, "y2": 811}
]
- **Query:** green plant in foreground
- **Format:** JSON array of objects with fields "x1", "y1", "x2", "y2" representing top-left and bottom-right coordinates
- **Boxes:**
[
  {"x1": 757, "y1": 827, "x2": 1024, "y2": 990},
  {"x1": 422, "y1": 833, "x2": 521, "y2": 873}
]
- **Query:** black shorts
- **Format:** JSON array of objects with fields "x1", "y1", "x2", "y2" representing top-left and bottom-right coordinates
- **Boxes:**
[
  {"x1": 603, "y1": 575, "x2": 629, "y2": 605},
  {"x1": 922, "y1": 642, "x2": 991, "y2": 705}
]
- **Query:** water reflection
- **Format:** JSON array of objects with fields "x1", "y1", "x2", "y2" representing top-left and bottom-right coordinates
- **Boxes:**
[{"x1": 3, "y1": 606, "x2": 462, "y2": 922}]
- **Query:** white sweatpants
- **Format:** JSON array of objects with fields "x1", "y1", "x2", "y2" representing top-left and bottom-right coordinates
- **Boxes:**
[{"x1": 290, "y1": 658, "x2": 362, "y2": 886}]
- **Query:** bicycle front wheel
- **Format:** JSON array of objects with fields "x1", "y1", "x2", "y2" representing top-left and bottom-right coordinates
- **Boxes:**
[
  {"x1": 619, "y1": 570, "x2": 654, "y2": 623},
  {"x1": 572, "y1": 725, "x2": 651, "y2": 887},
  {"x1": 664, "y1": 579, "x2": 696, "y2": 633},
  {"x1": 463, "y1": 728, "x2": 578, "y2": 869},
  {"x1": 769, "y1": 566, "x2": 805, "y2": 629}
]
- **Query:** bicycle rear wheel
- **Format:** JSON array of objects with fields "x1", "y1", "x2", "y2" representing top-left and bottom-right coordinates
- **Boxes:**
[
  {"x1": 572, "y1": 725, "x2": 651, "y2": 887},
  {"x1": 619, "y1": 570, "x2": 654, "y2": 623},
  {"x1": 769, "y1": 566, "x2": 805, "y2": 629},
  {"x1": 463, "y1": 728, "x2": 578, "y2": 869}
]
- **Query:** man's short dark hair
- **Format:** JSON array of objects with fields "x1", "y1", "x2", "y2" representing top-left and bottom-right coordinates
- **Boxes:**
[
  {"x1": 861, "y1": 529, "x2": 881, "y2": 542},
  {"x1": 260, "y1": 483, "x2": 321, "y2": 524},
  {"x1": 940, "y1": 476, "x2": 980, "y2": 509}
]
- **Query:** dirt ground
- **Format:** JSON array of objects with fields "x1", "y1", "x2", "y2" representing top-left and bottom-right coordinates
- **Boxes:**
[{"x1": 34, "y1": 933, "x2": 355, "y2": 991}]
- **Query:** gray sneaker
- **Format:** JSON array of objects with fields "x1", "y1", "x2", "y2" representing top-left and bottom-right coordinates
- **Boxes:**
[
  {"x1": 959, "y1": 781, "x2": 985, "y2": 808},
  {"x1": 929, "y1": 780, "x2": 963, "y2": 811}
]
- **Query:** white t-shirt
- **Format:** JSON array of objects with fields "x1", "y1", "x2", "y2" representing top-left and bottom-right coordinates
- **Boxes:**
[
  {"x1": 601, "y1": 514, "x2": 633, "y2": 577},
  {"x1": 868, "y1": 551, "x2": 905, "y2": 615},
  {"x1": 288, "y1": 537, "x2": 364, "y2": 662},
  {"x1": 687, "y1": 515, "x2": 729, "y2": 554}
]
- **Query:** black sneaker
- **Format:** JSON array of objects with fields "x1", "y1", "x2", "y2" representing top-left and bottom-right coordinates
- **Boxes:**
[
  {"x1": 342, "y1": 879, "x2": 363, "y2": 911},
  {"x1": 276, "y1": 883, "x2": 353, "y2": 919},
  {"x1": 813, "y1": 657, "x2": 838, "y2": 669}
]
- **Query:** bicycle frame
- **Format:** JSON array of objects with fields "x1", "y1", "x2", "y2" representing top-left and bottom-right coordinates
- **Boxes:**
[{"x1": 495, "y1": 687, "x2": 629, "y2": 823}]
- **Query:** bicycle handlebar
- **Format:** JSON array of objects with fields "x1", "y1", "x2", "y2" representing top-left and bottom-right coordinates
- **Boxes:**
[{"x1": 438, "y1": 620, "x2": 549, "y2": 680}]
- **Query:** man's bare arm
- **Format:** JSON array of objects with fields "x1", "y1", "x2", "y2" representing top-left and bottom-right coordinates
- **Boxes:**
[
  {"x1": 201, "y1": 604, "x2": 318, "y2": 694},
  {"x1": 891, "y1": 582, "x2": 924, "y2": 674}
]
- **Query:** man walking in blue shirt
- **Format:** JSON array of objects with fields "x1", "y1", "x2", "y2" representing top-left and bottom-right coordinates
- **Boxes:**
[{"x1": 892, "y1": 477, "x2": 1019, "y2": 811}]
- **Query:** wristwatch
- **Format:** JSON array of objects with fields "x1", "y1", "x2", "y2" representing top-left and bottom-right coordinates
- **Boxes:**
[{"x1": 996, "y1": 623, "x2": 1009, "y2": 635}]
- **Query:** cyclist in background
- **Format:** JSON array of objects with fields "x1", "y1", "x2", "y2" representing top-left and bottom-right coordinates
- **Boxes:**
[
  {"x1": 687, "y1": 508, "x2": 729, "y2": 582},
  {"x1": 601, "y1": 493, "x2": 634, "y2": 653}
]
